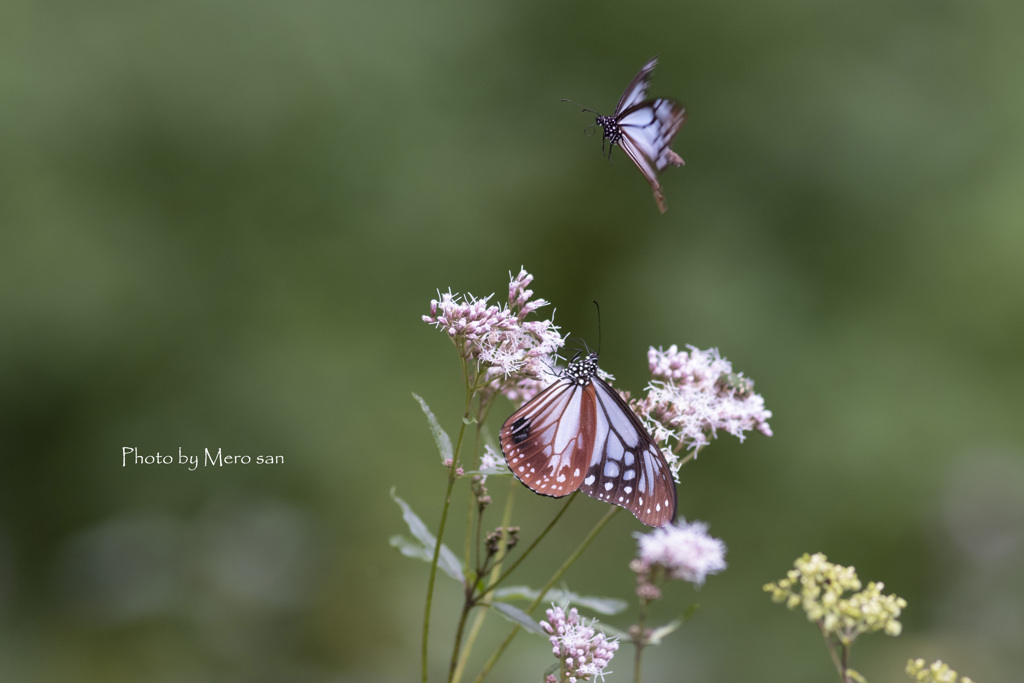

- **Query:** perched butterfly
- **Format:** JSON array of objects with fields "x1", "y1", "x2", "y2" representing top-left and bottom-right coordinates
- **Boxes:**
[
  {"x1": 564, "y1": 57, "x2": 686, "y2": 213},
  {"x1": 500, "y1": 352, "x2": 677, "y2": 526}
]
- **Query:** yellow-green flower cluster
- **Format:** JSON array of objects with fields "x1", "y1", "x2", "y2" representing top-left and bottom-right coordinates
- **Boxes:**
[
  {"x1": 763, "y1": 553, "x2": 907, "y2": 644},
  {"x1": 906, "y1": 658, "x2": 975, "y2": 683}
]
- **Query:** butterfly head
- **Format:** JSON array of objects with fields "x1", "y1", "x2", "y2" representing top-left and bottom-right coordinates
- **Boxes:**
[{"x1": 564, "y1": 352, "x2": 599, "y2": 386}]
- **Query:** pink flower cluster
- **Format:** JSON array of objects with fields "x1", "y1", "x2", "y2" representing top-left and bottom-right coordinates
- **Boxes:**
[
  {"x1": 423, "y1": 269, "x2": 564, "y2": 403},
  {"x1": 633, "y1": 519, "x2": 727, "y2": 587},
  {"x1": 540, "y1": 605, "x2": 619, "y2": 683},
  {"x1": 632, "y1": 344, "x2": 773, "y2": 457}
]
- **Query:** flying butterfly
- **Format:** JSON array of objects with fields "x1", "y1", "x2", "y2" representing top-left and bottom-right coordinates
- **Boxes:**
[
  {"x1": 563, "y1": 57, "x2": 686, "y2": 213},
  {"x1": 499, "y1": 352, "x2": 677, "y2": 527}
]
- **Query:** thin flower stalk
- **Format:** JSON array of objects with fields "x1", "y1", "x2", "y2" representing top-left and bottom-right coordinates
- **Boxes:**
[
  {"x1": 423, "y1": 396, "x2": 472, "y2": 683},
  {"x1": 472, "y1": 506, "x2": 622, "y2": 683},
  {"x1": 629, "y1": 519, "x2": 727, "y2": 682},
  {"x1": 422, "y1": 269, "x2": 564, "y2": 682},
  {"x1": 478, "y1": 493, "x2": 578, "y2": 597},
  {"x1": 765, "y1": 553, "x2": 907, "y2": 683},
  {"x1": 632, "y1": 597, "x2": 649, "y2": 683},
  {"x1": 450, "y1": 487, "x2": 577, "y2": 683},
  {"x1": 451, "y1": 477, "x2": 519, "y2": 683}
]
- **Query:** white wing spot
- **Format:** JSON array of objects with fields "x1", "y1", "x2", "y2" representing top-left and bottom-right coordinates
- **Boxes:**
[
  {"x1": 584, "y1": 475, "x2": 596, "y2": 486},
  {"x1": 603, "y1": 461, "x2": 619, "y2": 478},
  {"x1": 604, "y1": 482, "x2": 613, "y2": 491},
  {"x1": 624, "y1": 486, "x2": 632, "y2": 494},
  {"x1": 623, "y1": 470, "x2": 635, "y2": 481}
]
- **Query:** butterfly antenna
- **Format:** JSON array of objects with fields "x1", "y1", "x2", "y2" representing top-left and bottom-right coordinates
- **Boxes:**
[
  {"x1": 561, "y1": 98, "x2": 600, "y2": 116},
  {"x1": 592, "y1": 300, "x2": 602, "y2": 356}
]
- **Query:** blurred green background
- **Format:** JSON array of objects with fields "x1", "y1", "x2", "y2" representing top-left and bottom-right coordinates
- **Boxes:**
[{"x1": 2, "y1": 1, "x2": 1022, "y2": 681}]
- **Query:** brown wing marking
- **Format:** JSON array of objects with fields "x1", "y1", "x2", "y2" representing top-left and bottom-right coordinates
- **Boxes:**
[
  {"x1": 577, "y1": 378, "x2": 677, "y2": 526},
  {"x1": 499, "y1": 380, "x2": 595, "y2": 498}
]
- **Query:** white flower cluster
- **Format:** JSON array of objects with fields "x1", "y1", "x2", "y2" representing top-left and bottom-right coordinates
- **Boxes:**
[
  {"x1": 633, "y1": 344, "x2": 773, "y2": 457},
  {"x1": 540, "y1": 605, "x2": 619, "y2": 683},
  {"x1": 423, "y1": 268, "x2": 565, "y2": 403},
  {"x1": 634, "y1": 519, "x2": 727, "y2": 586}
]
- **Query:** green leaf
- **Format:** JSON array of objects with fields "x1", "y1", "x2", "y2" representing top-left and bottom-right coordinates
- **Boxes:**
[
  {"x1": 647, "y1": 619, "x2": 683, "y2": 645},
  {"x1": 493, "y1": 586, "x2": 627, "y2": 615},
  {"x1": 643, "y1": 604, "x2": 699, "y2": 645},
  {"x1": 490, "y1": 602, "x2": 546, "y2": 636},
  {"x1": 412, "y1": 393, "x2": 452, "y2": 462},
  {"x1": 389, "y1": 488, "x2": 464, "y2": 582},
  {"x1": 463, "y1": 466, "x2": 512, "y2": 477},
  {"x1": 389, "y1": 534, "x2": 436, "y2": 562}
]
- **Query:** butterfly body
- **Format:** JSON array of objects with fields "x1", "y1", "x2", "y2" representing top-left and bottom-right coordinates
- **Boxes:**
[
  {"x1": 500, "y1": 352, "x2": 677, "y2": 527},
  {"x1": 572, "y1": 57, "x2": 686, "y2": 213},
  {"x1": 595, "y1": 115, "x2": 622, "y2": 150}
]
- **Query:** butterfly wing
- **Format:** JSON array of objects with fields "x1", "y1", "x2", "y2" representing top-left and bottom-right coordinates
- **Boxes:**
[
  {"x1": 500, "y1": 378, "x2": 594, "y2": 498},
  {"x1": 619, "y1": 99, "x2": 687, "y2": 171},
  {"x1": 578, "y1": 377, "x2": 677, "y2": 526},
  {"x1": 616, "y1": 98, "x2": 686, "y2": 213},
  {"x1": 614, "y1": 56, "x2": 659, "y2": 116}
]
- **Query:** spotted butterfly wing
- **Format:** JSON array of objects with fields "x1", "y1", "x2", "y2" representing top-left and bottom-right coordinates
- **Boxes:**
[
  {"x1": 590, "y1": 57, "x2": 686, "y2": 213},
  {"x1": 500, "y1": 353, "x2": 677, "y2": 527}
]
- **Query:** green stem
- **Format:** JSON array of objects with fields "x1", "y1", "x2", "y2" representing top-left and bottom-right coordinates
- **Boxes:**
[
  {"x1": 422, "y1": 359, "x2": 474, "y2": 683},
  {"x1": 448, "y1": 584, "x2": 475, "y2": 682},
  {"x1": 633, "y1": 598, "x2": 649, "y2": 683},
  {"x1": 465, "y1": 487, "x2": 475, "y2": 580},
  {"x1": 422, "y1": 449, "x2": 463, "y2": 682},
  {"x1": 472, "y1": 505, "x2": 622, "y2": 683},
  {"x1": 451, "y1": 599, "x2": 487, "y2": 683},
  {"x1": 479, "y1": 492, "x2": 578, "y2": 596},
  {"x1": 451, "y1": 479, "x2": 518, "y2": 683},
  {"x1": 817, "y1": 622, "x2": 846, "y2": 682},
  {"x1": 467, "y1": 411, "x2": 488, "y2": 578}
]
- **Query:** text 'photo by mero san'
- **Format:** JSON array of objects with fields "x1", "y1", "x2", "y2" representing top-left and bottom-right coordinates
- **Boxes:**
[{"x1": 122, "y1": 447, "x2": 285, "y2": 470}]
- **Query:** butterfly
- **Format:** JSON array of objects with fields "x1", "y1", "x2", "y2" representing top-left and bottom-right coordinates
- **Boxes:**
[
  {"x1": 499, "y1": 352, "x2": 677, "y2": 526},
  {"x1": 565, "y1": 57, "x2": 686, "y2": 213}
]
